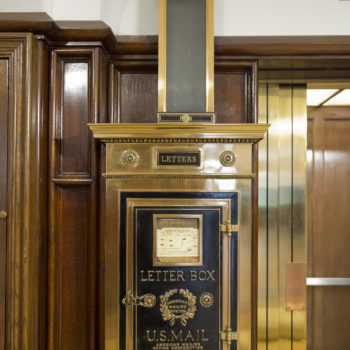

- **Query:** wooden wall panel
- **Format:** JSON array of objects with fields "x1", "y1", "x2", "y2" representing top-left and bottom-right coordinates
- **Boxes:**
[
  {"x1": 0, "y1": 34, "x2": 49, "y2": 350},
  {"x1": 49, "y1": 48, "x2": 107, "y2": 350},
  {"x1": 119, "y1": 73, "x2": 158, "y2": 123},
  {"x1": 110, "y1": 61, "x2": 256, "y2": 124},
  {"x1": 109, "y1": 62, "x2": 158, "y2": 123},
  {"x1": 214, "y1": 74, "x2": 246, "y2": 123},
  {"x1": 0, "y1": 58, "x2": 9, "y2": 350},
  {"x1": 59, "y1": 187, "x2": 90, "y2": 350},
  {"x1": 307, "y1": 107, "x2": 350, "y2": 277},
  {"x1": 215, "y1": 61, "x2": 257, "y2": 123},
  {"x1": 309, "y1": 287, "x2": 350, "y2": 349},
  {"x1": 307, "y1": 107, "x2": 350, "y2": 349},
  {"x1": 60, "y1": 62, "x2": 90, "y2": 174}
]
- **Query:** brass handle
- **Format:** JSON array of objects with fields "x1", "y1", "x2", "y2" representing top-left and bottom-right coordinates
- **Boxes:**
[
  {"x1": 0, "y1": 211, "x2": 7, "y2": 220},
  {"x1": 122, "y1": 291, "x2": 156, "y2": 308}
]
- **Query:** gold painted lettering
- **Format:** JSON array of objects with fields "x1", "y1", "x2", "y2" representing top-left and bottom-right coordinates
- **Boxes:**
[
  {"x1": 184, "y1": 330, "x2": 195, "y2": 342},
  {"x1": 192, "y1": 155, "x2": 197, "y2": 163},
  {"x1": 177, "y1": 271, "x2": 185, "y2": 282},
  {"x1": 170, "y1": 330, "x2": 183, "y2": 342},
  {"x1": 190, "y1": 271, "x2": 197, "y2": 281},
  {"x1": 155, "y1": 270, "x2": 161, "y2": 282},
  {"x1": 207, "y1": 270, "x2": 215, "y2": 281},
  {"x1": 181, "y1": 156, "x2": 186, "y2": 162},
  {"x1": 140, "y1": 270, "x2": 147, "y2": 282},
  {"x1": 202, "y1": 329, "x2": 209, "y2": 341},
  {"x1": 172, "y1": 155, "x2": 177, "y2": 162},
  {"x1": 166, "y1": 156, "x2": 171, "y2": 162},
  {"x1": 159, "y1": 330, "x2": 167, "y2": 342},
  {"x1": 146, "y1": 330, "x2": 156, "y2": 342},
  {"x1": 169, "y1": 271, "x2": 176, "y2": 282},
  {"x1": 148, "y1": 270, "x2": 155, "y2": 282},
  {"x1": 198, "y1": 270, "x2": 206, "y2": 281},
  {"x1": 162, "y1": 270, "x2": 169, "y2": 282},
  {"x1": 161, "y1": 156, "x2": 166, "y2": 162},
  {"x1": 187, "y1": 155, "x2": 192, "y2": 163}
]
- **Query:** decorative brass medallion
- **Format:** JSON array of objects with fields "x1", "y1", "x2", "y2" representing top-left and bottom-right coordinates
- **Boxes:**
[
  {"x1": 220, "y1": 151, "x2": 236, "y2": 167},
  {"x1": 121, "y1": 150, "x2": 139, "y2": 168},
  {"x1": 160, "y1": 288, "x2": 197, "y2": 326},
  {"x1": 200, "y1": 292, "x2": 214, "y2": 308}
]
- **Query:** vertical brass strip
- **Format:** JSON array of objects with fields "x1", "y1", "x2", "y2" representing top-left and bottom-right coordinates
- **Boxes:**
[
  {"x1": 206, "y1": 0, "x2": 214, "y2": 112},
  {"x1": 291, "y1": 86, "x2": 307, "y2": 350},
  {"x1": 158, "y1": 0, "x2": 167, "y2": 112},
  {"x1": 105, "y1": 184, "x2": 119, "y2": 350},
  {"x1": 126, "y1": 201, "x2": 134, "y2": 350},
  {"x1": 266, "y1": 84, "x2": 280, "y2": 350},
  {"x1": 257, "y1": 83, "x2": 268, "y2": 350},
  {"x1": 278, "y1": 85, "x2": 293, "y2": 349}
]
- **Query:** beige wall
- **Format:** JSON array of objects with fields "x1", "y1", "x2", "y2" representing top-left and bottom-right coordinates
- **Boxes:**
[{"x1": 0, "y1": 0, "x2": 350, "y2": 35}]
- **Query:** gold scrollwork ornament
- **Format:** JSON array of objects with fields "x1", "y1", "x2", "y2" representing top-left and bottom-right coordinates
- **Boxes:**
[
  {"x1": 200, "y1": 292, "x2": 214, "y2": 308},
  {"x1": 121, "y1": 150, "x2": 139, "y2": 168},
  {"x1": 220, "y1": 151, "x2": 236, "y2": 167},
  {"x1": 160, "y1": 289, "x2": 197, "y2": 327}
]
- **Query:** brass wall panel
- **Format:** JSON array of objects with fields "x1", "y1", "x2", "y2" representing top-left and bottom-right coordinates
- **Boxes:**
[
  {"x1": 257, "y1": 84, "x2": 267, "y2": 349},
  {"x1": 258, "y1": 84, "x2": 307, "y2": 350},
  {"x1": 291, "y1": 87, "x2": 307, "y2": 350}
]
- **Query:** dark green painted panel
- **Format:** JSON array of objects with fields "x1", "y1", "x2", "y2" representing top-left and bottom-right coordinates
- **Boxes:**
[{"x1": 166, "y1": 0, "x2": 206, "y2": 112}]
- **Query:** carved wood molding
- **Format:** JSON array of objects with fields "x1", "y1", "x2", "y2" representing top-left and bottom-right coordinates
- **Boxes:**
[{"x1": 0, "y1": 33, "x2": 48, "y2": 350}]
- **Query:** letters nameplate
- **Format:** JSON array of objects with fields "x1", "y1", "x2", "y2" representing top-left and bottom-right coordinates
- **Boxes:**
[{"x1": 157, "y1": 151, "x2": 201, "y2": 167}]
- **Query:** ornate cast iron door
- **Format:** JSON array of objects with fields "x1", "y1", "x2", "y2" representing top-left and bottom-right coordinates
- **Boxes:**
[{"x1": 120, "y1": 192, "x2": 238, "y2": 350}]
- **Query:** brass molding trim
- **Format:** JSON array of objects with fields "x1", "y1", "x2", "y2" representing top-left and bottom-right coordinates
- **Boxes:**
[
  {"x1": 103, "y1": 174, "x2": 255, "y2": 179},
  {"x1": 88, "y1": 123, "x2": 269, "y2": 142},
  {"x1": 101, "y1": 138, "x2": 260, "y2": 144}
]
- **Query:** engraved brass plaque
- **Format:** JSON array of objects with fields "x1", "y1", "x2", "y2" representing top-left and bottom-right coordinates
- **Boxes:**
[{"x1": 157, "y1": 151, "x2": 201, "y2": 167}]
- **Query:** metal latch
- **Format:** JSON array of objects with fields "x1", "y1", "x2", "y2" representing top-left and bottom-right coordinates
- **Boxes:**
[
  {"x1": 220, "y1": 220, "x2": 239, "y2": 236},
  {"x1": 122, "y1": 291, "x2": 156, "y2": 308},
  {"x1": 220, "y1": 328, "x2": 238, "y2": 344}
]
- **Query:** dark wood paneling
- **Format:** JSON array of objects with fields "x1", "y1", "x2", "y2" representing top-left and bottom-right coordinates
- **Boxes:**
[
  {"x1": 49, "y1": 47, "x2": 107, "y2": 350},
  {"x1": 110, "y1": 61, "x2": 256, "y2": 124},
  {"x1": 215, "y1": 73, "x2": 246, "y2": 123},
  {"x1": 307, "y1": 107, "x2": 350, "y2": 350},
  {"x1": 119, "y1": 73, "x2": 158, "y2": 123},
  {"x1": 0, "y1": 58, "x2": 9, "y2": 350},
  {"x1": 309, "y1": 286, "x2": 350, "y2": 349},
  {"x1": 60, "y1": 62, "x2": 90, "y2": 174},
  {"x1": 59, "y1": 186, "x2": 90, "y2": 350},
  {"x1": 308, "y1": 107, "x2": 350, "y2": 277},
  {"x1": 215, "y1": 61, "x2": 257, "y2": 123}
]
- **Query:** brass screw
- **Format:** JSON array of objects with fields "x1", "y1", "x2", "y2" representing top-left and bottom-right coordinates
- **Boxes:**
[{"x1": 0, "y1": 210, "x2": 7, "y2": 220}]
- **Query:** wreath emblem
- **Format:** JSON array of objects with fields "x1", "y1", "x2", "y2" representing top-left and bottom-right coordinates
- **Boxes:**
[{"x1": 160, "y1": 289, "x2": 197, "y2": 327}]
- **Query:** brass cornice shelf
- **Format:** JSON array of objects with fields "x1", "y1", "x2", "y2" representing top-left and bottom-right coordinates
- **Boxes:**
[
  {"x1": 88, "y1": 123, "x2": 269, "y2": 143},
  {"x1": 102, "y1": 174, "x2": 256, "y2": 180}
]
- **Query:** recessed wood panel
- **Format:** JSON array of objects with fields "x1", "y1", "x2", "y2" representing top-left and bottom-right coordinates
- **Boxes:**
[
  {"x1": 60, "y1": 62, "x2": 90, "y2": 175},
  {"x1": 309, "y1": 286, "x2": 350, "y2": 349},
  {"x1": 214, "y1": 73, "x2": 247, "y2": 123},
  {"x1": 119, "y1": 73, "x2": 158, "y2": 123},
  {"x1": 308, "y1": 107, "x2": 350, "y2": 277},
  {"x1": 58, "y1": 186, "x2": 89, "y2": 350},
  {"x1": 0, "y1": 58, "x2": 8, "y2": 350},
  {"x1": 49, "y1": 48, "x2": 106, "y2": 350}
]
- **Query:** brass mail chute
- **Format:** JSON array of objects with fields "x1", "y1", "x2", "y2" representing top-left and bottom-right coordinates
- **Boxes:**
[{"x1": 89, "y1": 122, "x2": 268, "y2": 350}]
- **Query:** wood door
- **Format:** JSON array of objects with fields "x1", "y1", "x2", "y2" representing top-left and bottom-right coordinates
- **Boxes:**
[
  {"x1": 0, "y1": 58, "x2": 9, "y2": 350},
  {"x1": 307, "y1": 106, "x2": 350, "y2": 349}
]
